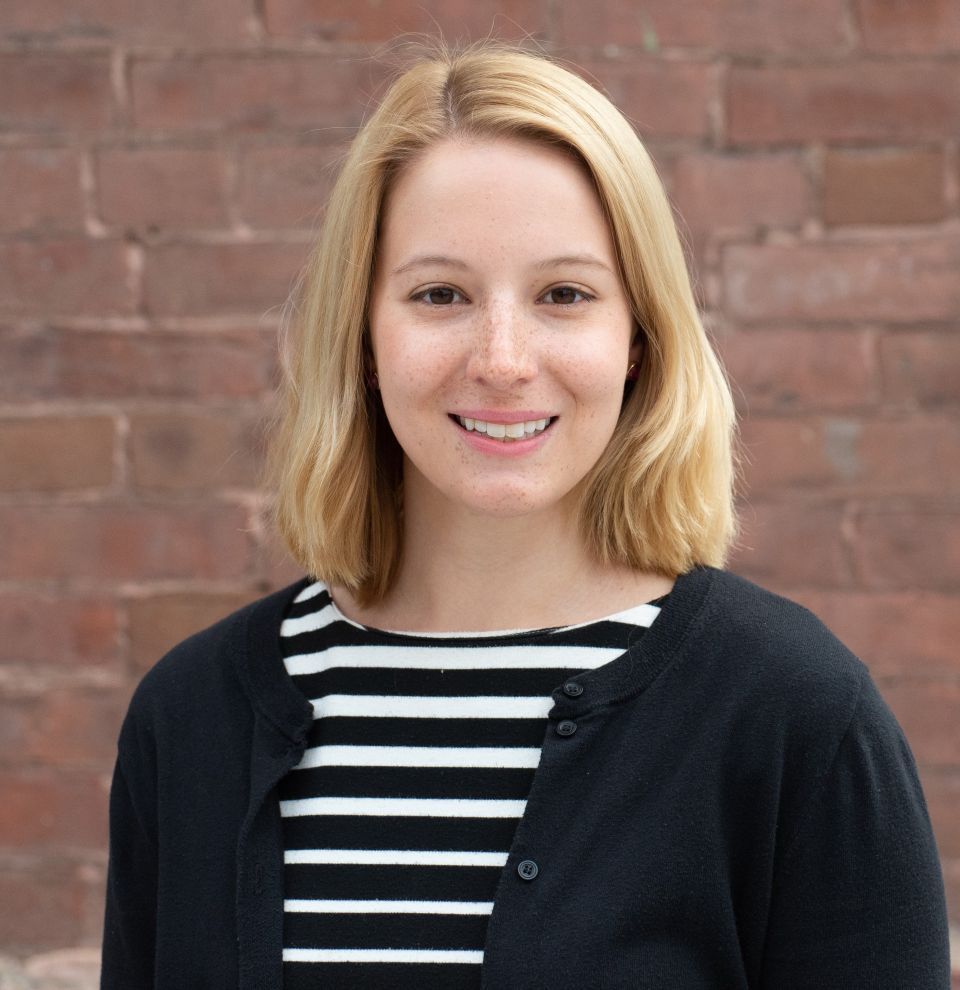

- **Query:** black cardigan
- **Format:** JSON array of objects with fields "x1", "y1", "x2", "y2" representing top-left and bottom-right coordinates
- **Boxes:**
[{"x1": 100, "y1": 566, "x2": 951, "y2": 989}]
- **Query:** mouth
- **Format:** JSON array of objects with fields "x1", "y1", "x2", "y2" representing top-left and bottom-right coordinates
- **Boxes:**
[{"x1": 448, "y1": 414, "x2": 556, "y2": 443}]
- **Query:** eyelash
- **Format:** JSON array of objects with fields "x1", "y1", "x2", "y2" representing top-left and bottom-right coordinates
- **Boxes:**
[{"x1": 411, "y1": 285, "x2": 595, "y2": 307}]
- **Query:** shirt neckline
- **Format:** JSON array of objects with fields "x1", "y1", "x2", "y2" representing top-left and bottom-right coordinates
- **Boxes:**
[
  {"x1": 320, "y1": 582, "x2": 670, "y2": 640},
  {"x1": 236, "y1": 565, "x2": 718, "y2": 746}
]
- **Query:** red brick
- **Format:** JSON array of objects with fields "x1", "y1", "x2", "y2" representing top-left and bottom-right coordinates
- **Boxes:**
[
  {"x1": 577, "y1": 57, "x2": 714, "y2": 140},
  {"x1": 738, "y1": 417, "x2": 838, "y2": 495},
  {"x1": 728, "y1": 500, "x2": 852, "y2": 588},
  {"x1": 0, "y1": 688, "x2": 127, "y2": 768},
  {"x1": 738, "y1": 415, "x2": 960, "y2": 496},
  {"x1": 0, "y1": 593, "x2": 119, "y2": 668},
  {"x1": 265, "y1": 0, "x2": 547, "y2": 41},
  {"x1": 824, "y1": 149, "x2": 946, "y2": 225},
  {"x1": 0, "y1": 769, "x2": 109, "y2": 849},
  {"x1": 879, "y1": 679, "x2": 960, "y2": 767},
  {"x1": 945, "y1": 861, "x2": 960, "y2": 932},
  {"x1": 0, "y1": 325, "x2": 59, "y2": 399},
  {"x1": 2, "y1": 0, "x2": 254, "y2": 44},
  {"x1": 0, "y1": 55, "x2": 113, "y2": 132},
  {"x1": 558, "y1": 0, "x2": 847, "y2": 52},
  {"x1": 0, "y1": 149, "x2": 83, "y2": 234},
  {"x1": 131, "y1": 55, "x2": 382, "y2": 132},
  {"x1": 0, "y1": 857, "x2": 99, "y2": 952},
  {"x1": 853, "y1": 505, "x2": 960, "y2": 590},
  {"x1": 856, "y1": 0, "x2": 960, "y2": 54},
  {"x1": 97, "y1": 147, "x2": 230, "y2": 230},
  {"x1": 22, "y1": 948, "x2": 105, "y2": 985},
  {"x1": 717, "y1": 327, "x2": 877, "y2": 412},
  {"x1": 238, "y1": 144, "x2": 344, "y2": 228},
  {"x1": 786, "y1": 590, "x2": 960, "y2": 678},
  {"x1": 128, "y1": 591, "x2": 263, "y2": 672},
  {"x1": 0, "y1": 326, "x2": 278, "y2": 402},
  {"x1": 880, "y1": 331, "x2": 960, "y2": 408},
  {"x1": 723, "y1": 237, "x2": 960, "y2": 322},
  {"x1": 0, "y1": 416, "x2": 115, "y2": 492},
  {"x1": 0, "y1": 240, "x2": 134, "y2": 317},
  {"x1": 129, "y1": 410, "x2": 265, "y2": 491},
  {"x1": 0, "y1": 504, "x2": 254, "y2": 582},
  {"x1": 920, "y1": 772, "x2": 960, "y2": 860},
  {"x1": 855, "y1": 418, "x2": 960, "y2": 495},
  {"x1": 727, "y1": 63, "x2": 960, "y2": 145},
  {"x1": 670, "y1": 152, "x2": 811, "y2": 260},
  {"x1": 143, "y1": 242, "x2": 308, "y2": 316},
  {"x1": 57, "y1": 327, "x2": 280, "y2": 400}
]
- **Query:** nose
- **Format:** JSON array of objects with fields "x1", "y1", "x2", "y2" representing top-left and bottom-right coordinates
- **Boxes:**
[{"x1": 465, "y1": 298, "x2": 538, "y2": 387}]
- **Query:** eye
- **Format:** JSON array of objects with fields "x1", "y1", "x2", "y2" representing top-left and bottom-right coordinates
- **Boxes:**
[
  {"x1": 411, "y1": 286, "x2": 464, "y2": 306},
  {"x1": 540, "y1": 285, "x2": 593, "y2": 306}
]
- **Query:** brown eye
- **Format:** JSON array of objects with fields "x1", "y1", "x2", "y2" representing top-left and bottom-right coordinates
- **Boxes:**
[
  {"x1": 416, "y1": 287, "x2": 461, "y2": 305},
  {"x1": 543, "y1": 286, "x2": 590, "y2": 305}
]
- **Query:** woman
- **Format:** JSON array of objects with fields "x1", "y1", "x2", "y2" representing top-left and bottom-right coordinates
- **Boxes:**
[{"x1": 101, "y1": 40, "x2": 950, "y2": 989}]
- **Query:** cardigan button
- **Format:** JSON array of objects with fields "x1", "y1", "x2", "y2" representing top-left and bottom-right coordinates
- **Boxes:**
[
  {"x1": 556, "y1": 719, "x2": 578, "y2": 736},
  {"x1": 517, "y1": 859, "x2": 539, "y2": 880},
  {"x1": 562, "y1": 681, "x2": 583, "y2": 697}
]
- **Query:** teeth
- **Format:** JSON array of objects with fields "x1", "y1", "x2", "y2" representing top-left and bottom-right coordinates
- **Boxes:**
[{"x1": 456, "y1": 416, "x2": 552, "y2": 441}]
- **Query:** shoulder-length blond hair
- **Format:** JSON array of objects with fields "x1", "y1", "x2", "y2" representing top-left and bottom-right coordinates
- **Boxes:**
[{"x1": 264, "y1": 38, "x2": 737, "y2": 605}]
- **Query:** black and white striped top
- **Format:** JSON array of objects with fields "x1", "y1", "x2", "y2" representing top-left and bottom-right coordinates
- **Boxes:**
[{"x1": 277, "y1": 581, "x2": 668, "y2": 990}]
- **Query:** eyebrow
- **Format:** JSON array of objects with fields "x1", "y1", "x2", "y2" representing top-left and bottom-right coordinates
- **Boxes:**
[{"x1": 390, "y1": 254, "x2": 614, "y2": 277}]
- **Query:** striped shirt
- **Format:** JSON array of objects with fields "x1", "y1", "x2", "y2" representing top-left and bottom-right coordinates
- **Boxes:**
[{"x1": 278, "y1": 581, "x2": 668, "y2": 989}]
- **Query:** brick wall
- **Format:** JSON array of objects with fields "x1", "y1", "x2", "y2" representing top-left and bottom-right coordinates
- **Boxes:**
[{"x1": 1, "y1": 0, "x2": 957, "y2": 978}]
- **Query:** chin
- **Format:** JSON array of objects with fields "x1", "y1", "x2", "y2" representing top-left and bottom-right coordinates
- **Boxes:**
[{"x1": 455, "y1": 484, "x2": 570, "y2": 519}]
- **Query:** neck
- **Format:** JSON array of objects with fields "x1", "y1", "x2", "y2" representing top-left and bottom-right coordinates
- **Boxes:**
[{"x1": 335, "y1": 483, "x2": 674, "y2": 633}]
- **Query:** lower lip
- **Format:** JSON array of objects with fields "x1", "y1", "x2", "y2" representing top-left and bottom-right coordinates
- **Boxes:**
[{"x1": 450, "y1": 417, "x2": 555, "y2": 457}]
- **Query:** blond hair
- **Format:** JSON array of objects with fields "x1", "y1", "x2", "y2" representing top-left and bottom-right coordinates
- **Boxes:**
[{"x1": 264, "y1": 38, "x2": 738, "y2": 605}]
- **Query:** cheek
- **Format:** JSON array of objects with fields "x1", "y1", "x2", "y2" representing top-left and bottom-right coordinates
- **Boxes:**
[
  {"x1": 376, "y1": 346, "x2": 461, "y2": 445},
  {"x1": 553, "y1": 344, "x2": 628, "y2": 405},
  {"x1": 374, "y1": 327, "x2": 451, "y2": 396}
]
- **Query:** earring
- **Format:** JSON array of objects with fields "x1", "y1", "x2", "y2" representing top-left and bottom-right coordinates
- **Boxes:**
[
  {"x1": 366, "y1": 368, "x2": 380, "y2": 390},
  {"x1": 626, "y1": 362, "x2": 639, "y2": 382}
]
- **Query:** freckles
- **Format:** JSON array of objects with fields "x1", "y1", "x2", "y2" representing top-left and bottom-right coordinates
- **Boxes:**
[
  {"x1": 401, "y1": 346, "x2": 457, "y2": 382},
  {"x1": 401, "y1": 354, "x2": 432, "y2": 377}
]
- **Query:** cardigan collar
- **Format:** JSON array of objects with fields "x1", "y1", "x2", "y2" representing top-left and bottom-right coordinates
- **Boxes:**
[
  {"x1": 548, "y1": 564, "x2": 716, "y2": 719},
  {"x1": 232, "y1": 565, "x2": 718, "y2": 743},
  {"x1": 234, "y1": 575, "x2": 316, "y2": 747}
]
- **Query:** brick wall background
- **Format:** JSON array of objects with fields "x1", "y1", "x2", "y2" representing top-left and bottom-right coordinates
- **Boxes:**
[{"x1": 1, "y1": 0, "x2": 958, "y2": 984}]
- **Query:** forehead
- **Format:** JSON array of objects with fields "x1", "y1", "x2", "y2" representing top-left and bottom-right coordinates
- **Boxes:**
[{"x1": 375, "y1": 136, "x2": 614, "y2": 262}]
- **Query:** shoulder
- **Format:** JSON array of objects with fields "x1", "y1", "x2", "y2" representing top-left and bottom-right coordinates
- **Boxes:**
[
  {"x1": 680, "y1": 570, "x2": 920, "y2": 829},
  {"x1": 678, "y1": 567, "x2": 872, "y2": 751},
  {"x1": 692, "y1": 566, "x2": 867, "y2": 687}
]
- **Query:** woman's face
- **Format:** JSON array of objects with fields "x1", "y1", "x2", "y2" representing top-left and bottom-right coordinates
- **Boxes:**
[{"x1": 368, "y1": 136, "x2": 639, "y2": 520}]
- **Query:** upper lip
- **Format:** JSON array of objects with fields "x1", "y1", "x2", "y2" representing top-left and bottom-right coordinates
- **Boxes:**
[{"x1": 450, "y1": 409, "x2": 556, "y2": 423}]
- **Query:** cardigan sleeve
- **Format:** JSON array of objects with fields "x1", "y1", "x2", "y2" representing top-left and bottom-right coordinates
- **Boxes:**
[
  {"x1": 759, "y1": 672, "x2": 950, "y2": 988},
  {"x1": 100, "y1": 722, "x2": 159, "y2": 989}
]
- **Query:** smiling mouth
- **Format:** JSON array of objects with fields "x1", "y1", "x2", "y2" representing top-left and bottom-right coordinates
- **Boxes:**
[{"x1": 449, "y1": 414, "x2": 556, "y2": 442}]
